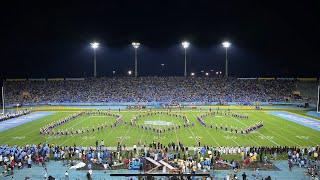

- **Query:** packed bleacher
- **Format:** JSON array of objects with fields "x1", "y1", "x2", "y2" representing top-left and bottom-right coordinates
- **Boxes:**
[
  {"x1": 3, "y1": 77, "x2": 304, "y2": 104},
  {"x1": 296, "y1": 81, "x2": 319, "y2": 105}
]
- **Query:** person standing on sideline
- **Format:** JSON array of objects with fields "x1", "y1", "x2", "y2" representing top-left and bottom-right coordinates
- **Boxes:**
[
  {"x1": 242, "y1": 172, "x2": 247, "y2": 180},
  {"x1": 43, "y1": 168, "x2": 48, "y2": 180},
  {"x1": 65, "y1": 170, "x2": 69, "y2": 180},
  {"x1": 27, "y1": 157, "x2": 32, "y2": 168},
  {"x1": 288, "y1": 159, "x2": 293, "y2": 171}
]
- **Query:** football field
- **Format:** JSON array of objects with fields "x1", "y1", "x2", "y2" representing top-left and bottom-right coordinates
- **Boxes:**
[{"x1": 0, "y1": 106, "x2": 319, "y2": 147}]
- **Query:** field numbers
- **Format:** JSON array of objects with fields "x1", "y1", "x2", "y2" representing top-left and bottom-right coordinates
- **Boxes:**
[
  {"x1": 295, "y1": 136, "x2": 309, "y2": 140},
  {"x1": 258, "y1": 135, "x2": 274, "y2": 140}
]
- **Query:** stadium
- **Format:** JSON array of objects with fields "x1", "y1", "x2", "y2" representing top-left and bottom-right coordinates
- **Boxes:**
[
  {"x1": 1, "y1": 77, "x2": 320, "y2": 148},
  {"x1": 2, "y1": 1, "x2": 320, "y2": 180}
]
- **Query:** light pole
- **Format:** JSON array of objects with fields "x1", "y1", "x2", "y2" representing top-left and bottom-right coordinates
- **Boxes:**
[
  {"x1": 181, "y1": 41, "x2": 190, "y2": 77},
  {"x1": 160, "y1": 64, "x2": 165, "y2": 76},
  {"x1": 132, "y1": 42, "x2": 140, "y2": 77},
  {"x1": 222, "y1": 41, "x2": 231, "y2": 78},
  {"x1": 90, "y1": 42, "x2": 99, "y2": 77},
  {"x1": 1, "y1": 86, "x2": 4, "y2": 115}
]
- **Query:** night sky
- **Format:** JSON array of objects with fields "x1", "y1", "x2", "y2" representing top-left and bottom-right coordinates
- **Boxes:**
[{"x1": 2, "y1": 0, "x2": 320, "y2": 78}]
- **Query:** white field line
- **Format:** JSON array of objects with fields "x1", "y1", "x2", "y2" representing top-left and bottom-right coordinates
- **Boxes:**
[
  {"x1": 252, "y1": 113, "x2": 303, "y2": 146},
  {"x1": 268, "y1": 111, "x2": 320, "y2": 140},
  {"x1": 230, "y1": 116, "x2": 280, "y2": 146},
  {"x1": 59, "y1": 117, "x2": 88, "y2": 145},
  {"x1": 5, "y1": 113, "x2": 72, "y2": 144},
  {"x1": 59, "y1": 115, "x2": 114, "y2": 146},
  {"x1": 0, "y1": 112, "x2": 64, "y2": 139},
  {"x1": 192, "y1": 114, "x2": 221, "y2": 146},
  {"x1": 259, "y1": 112, "x2": 319, "y2": 145}
]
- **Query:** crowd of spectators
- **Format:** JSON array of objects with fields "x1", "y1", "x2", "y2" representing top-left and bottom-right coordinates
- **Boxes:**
[
  {"x1": 0, "y1": 142, "x2": 319, "y2": 179},
  {"x1": 4, "y1": 77, "x2": 298, "y2": 104},
  {"x1": 0, "y1": 109, "x2": 31, "y2": 122}
]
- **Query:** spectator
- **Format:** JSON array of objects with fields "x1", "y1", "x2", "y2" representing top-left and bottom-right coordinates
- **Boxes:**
[{"x1": 4, "y1": 77, "x2": 298, "y2": 104}]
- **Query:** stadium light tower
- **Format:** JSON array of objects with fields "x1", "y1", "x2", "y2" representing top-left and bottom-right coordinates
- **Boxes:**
[
  {"x1": 1, "y1": 86, "x2": 4, "y2": 115},
  {"x1": 181, "y1": 41, "x2": 190, "y2": 77},
  {"x1": 222, "y1": 41, "x2": 231, "y2": 78},
  {"x1": 90, "y1": 42, "x2": 99, "y2": 77},
  {"x1": 317, "y1": 85, "x2": 320, "y2": 113},
  {"x1": 132, "y1": 42, "x2": 140, "y2": 77}
]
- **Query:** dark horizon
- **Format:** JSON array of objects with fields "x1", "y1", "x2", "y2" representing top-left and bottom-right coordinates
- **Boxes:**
[{"x1": 2, "y1": 0, "x2": 320, "y2": 78}]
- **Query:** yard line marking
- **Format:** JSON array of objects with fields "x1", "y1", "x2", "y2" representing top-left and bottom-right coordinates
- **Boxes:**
[
  {"x1": 25, "y1": 113, "x2": 73, "y2": 144},
  {"x1": 59, "y1": 117, "x2": 88, "y2": 145},
  {"x1": 198, "y1": 112, "x2": 256, "y2": 147},
  {"x1": 185, "y1": 123, "x2": 198, "y2": 145},
  {"x1": 229, "y1": 116, "x2": 280, "y2": 146},
  {"x1": 258, "y1": 112, "x2": 318, "y2": 145},
  {"x1": 59, "y1": 114, "x2": 117, "y2": 146},
  {"x1": 192, "y1": 114, "x2": 221, "y2": 146},
  {"x1": 269, "y1": 111, "x2": 320, "y2": 131},
  {"x1": 268, "y1": 112, "x2": 320, "y2": 139},
  {"x1": 0, "y1": 112, "x2": 55, "y2": 132},
  {"x1": 252, "y1": 113, "x2": 303, "y2": 146},
  {"x1": 0, "y1": 112, "x2": 62, "y2": 139},
  {"x1": 1, "y1": 112, "x2": 72, "y2": 145}
]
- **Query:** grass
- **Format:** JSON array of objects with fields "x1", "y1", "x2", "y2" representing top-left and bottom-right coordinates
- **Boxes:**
[
  {"x1": 54, "y1": 114, "x2": 117, "y2": 131},
  {"x1": 203, "y1": 114, "x2": 259, "y2": 129},
  {"x1": 0, "y1": 107, "x2": 319, "y2": 147}
]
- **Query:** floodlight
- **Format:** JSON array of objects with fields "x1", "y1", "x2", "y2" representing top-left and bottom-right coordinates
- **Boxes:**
[
  {"x1": 132, "y1": 42, "x2": 140, "y2": 49},
  {"x1": 128, "y1": 70, "x2": 132, "y2": 75},
  {"x1": 182, "y1": 41, "x2": 190, "y2": 49},
  {"x1": 222, "y1": 41, "x2": 231, "y2": 48},
  {"x1": 205, "y1": 72, "x2": 209, "y2": 76},
  {"x1": 90, "y1": 42, "x2": 99, "y2": 49},
  {"x1": 191, "y1": 72, "x2": 195, "y2": 76}
]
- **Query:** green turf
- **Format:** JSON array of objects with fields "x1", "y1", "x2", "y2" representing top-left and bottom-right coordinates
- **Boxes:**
[
  {"x1": 203, "y1": 114, "x2": 259, "y2": 129},
  {"x1": 0, "y1": 107, "x2": 319, "y2": 147},
  {"x1": 136, "y1": 114, "x2": 185, "y2": 127},
  {"x1": 54, "y1": 114, "x2": 117, "y2": 131}
]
